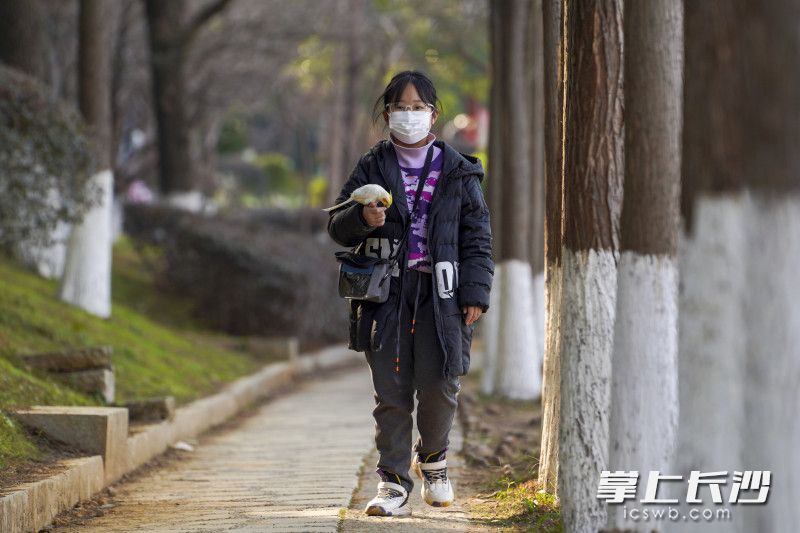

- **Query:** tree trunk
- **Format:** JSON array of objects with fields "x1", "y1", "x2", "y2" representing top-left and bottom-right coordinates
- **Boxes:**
[
  {"x1": 0, "y1": 0, "x2": 48, "y2": 81},
  {"x1": 59, "y1": 0, "x2": 114, "y2": 318},
  {"x1": 490, "y1": 0, "x2": 540, "y2": 400},
  {"x1": 326, "y1": 0, "x2": 348, "y2": 206},
  {"x1": 326, "y1": 0, "x2": 369, "y2": 207},
  {"x1": 557, "y1": 1, "x2": 624, "y2": 531},
  {"x1": 537, "y1": 0, "x2": 564, "y2": 496},
  {"x1": 606, "y1": 1, "x2": 683, "y2": 530},
  {"x1": 526, "y1": 0, "x2": 546, "y2": 384},
  {"x1": 344, "y1": 0, "x2": 368, "y2": 174},
  {"x1": 677, "y1": 1, "x2": 800, "y2": 531},
  {"x1": 674, "y1": 4, "x2": 747, "y2": 523},
  {"x1": 144, "y1": 0, "x2": 195, "y2": 197},
  {"x1": 481, "y1": 0, "x2": 504, "y2": 395}
]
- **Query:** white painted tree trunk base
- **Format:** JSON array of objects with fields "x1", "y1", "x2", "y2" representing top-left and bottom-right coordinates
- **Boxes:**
[
  {"x1": 59, "y1": 169, "x2": 114, "y2": 319},
  {"x1": 739, "y1": 191, "x2": 800, "y2": 533},
  {"x1": 165, "y1": 190, "x2": 216, "y2": 214},
  {"x1": 538, "y1": 262, "x2": 562, "y2": 494},
  {"x1": 14, "y1": 187, "x2": 70, "y2": 279},
  {"x1": 607, "y1": 252, "x2": 678, "y2": 531},
  {"x1": 558, "y1": 247, "x2": 617, "y2": 533},
  {"x1": 673, "y1": 193, "x2": 748, "y2": 533},
  {"x1": 494, "y1": 259, "x2": 541, "y2": 400},
  {"x1": 674, "y1": 190, "x2": 800, "y2": 532},
  {"x1": 480, "y1": 263, "x2": 503, "y2": 394}
]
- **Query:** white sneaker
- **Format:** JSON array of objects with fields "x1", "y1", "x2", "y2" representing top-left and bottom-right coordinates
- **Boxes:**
[
  {"x1": 364, "y1": 481, "x2": 411, "y2": 516},
  {"x1": 412, "y1": 454, "x2": 455, "y2": 507}
]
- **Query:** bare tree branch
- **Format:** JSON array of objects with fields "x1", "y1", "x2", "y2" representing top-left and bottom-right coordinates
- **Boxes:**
[{"x1": 181, "y1": 0, "x2": 233, "y2": 48}]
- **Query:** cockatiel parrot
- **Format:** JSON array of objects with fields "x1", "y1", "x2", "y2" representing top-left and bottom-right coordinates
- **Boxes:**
[{"x1": 322, "y1": 184, "x2": 393, "y2": 212}]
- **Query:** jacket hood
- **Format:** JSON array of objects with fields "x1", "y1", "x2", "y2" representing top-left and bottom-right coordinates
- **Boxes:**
[{"x1": 438, "y1": 140, "x2": 485, "y2": 182}]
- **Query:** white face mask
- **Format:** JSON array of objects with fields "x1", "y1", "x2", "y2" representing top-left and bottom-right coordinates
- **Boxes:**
[{"x1": 389, "y1": 110, "x2": 432, "y2": 144}]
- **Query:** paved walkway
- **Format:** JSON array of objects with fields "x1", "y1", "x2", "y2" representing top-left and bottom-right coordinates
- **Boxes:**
[{"x1": 52, "y1": 366, "x2": 485, "y2": 532}]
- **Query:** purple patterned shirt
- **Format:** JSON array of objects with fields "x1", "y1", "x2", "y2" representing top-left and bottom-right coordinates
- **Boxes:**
[{"x1": 390, "y1": 135, "x2": 443, "y2": 273}]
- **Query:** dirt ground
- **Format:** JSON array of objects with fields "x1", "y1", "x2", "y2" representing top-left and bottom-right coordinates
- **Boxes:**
[
  {"x1": 455, "y1": 373, "x2": 549, "y2": 530},
  {"x1": 0, "y1": 429, "x2": 92, "y2": 497}
]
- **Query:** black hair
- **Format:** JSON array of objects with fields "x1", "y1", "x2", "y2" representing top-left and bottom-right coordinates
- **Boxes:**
[{"x1": 371, "y1": 70, "x2": 442, "y2": 124}]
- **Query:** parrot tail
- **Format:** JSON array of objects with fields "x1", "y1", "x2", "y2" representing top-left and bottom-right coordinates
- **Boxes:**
[{"x1": 322, "y1": 197, "x2": 355, "y2": 212}]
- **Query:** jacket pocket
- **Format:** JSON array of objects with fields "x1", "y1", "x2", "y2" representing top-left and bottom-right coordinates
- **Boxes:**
[
  {"x1": 444, "y1": 310, "x2": 476, "y2": 376},
  {"x1": 439, "y1": 311, "x2": 463, "y2": 376}
]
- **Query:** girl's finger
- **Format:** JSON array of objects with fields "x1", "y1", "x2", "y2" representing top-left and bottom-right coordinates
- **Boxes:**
[{"x1": 471, "y1": 308, "x2": 481, "y2": 324}]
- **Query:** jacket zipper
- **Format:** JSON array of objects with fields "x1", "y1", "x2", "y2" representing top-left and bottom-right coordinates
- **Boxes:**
[
  {"x1": 427, "y1": 153, "x2": 452, "y2": 378},
  {"x1": 391, "y1": 146, "x2": 410, "y2": 362}
]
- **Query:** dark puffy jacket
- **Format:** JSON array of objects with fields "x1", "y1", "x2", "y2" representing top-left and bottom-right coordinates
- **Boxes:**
[{"x1": 327, "y1": 138, "x2": 494, "y2": 378}]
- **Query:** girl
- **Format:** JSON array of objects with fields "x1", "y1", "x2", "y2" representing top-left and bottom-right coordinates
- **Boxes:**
[{"x1": 327, "y1": 70, "x2": 493, "y2": 517}]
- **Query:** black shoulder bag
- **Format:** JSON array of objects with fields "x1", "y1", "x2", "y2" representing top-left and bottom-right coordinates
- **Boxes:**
[{"x1": 334, "y1": 145, "x2": 434, "y2": 303}]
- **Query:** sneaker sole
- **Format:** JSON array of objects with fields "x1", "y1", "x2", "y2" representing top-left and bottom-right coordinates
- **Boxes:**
[
  {"x1": 424, "y1": 497, "x2": 453, "y2": 507},
  {"x1": 414, "y1": 458, "x2": 455, "y2": 508},
  {"x1": 365, "y1": 505, "x2": 412, "y2": 517}
]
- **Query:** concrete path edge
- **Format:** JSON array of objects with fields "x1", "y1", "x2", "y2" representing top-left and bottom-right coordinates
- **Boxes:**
[{"x1": 0, "y1": 343, "x2": 363, "y2": 533}]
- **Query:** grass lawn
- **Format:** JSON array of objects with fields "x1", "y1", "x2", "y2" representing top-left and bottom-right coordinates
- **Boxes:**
[
  {"x1": 472, "y1": 477, "x2": 562, "y2": 532},
  {"x1": 0, "y1": 237, "x2": 264, "y2": 472}
]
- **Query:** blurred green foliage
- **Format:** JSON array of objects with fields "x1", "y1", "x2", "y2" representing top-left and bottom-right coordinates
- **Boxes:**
[
  {"x1": 285, "y1": 35, "x2": 336, "y2": 93},
  {"x1": 255, "y1": 152, "x2": 301, "y2": 195},
  {"x1": 307, "y1": 176, "x2": 329, "y2": 208},
  {"x1": 0, "y1": 66, "x2": 96, "y2": 250},
  {"x1": 217, "y1": 115, "x2": 249, "y2": 154}
]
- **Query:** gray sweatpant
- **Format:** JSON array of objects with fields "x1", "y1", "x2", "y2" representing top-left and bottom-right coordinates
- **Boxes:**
[{"x1": 364, "y1": 267, "x2": 461, "y2": 492}]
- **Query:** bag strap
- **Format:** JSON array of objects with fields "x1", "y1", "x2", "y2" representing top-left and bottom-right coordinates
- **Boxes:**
[
  {"x1": 378, "y1": 144, "x2": 435, "y2": 282},
  {"x1": 388, "y1": 144, "x2": 435, "y2": 259}
]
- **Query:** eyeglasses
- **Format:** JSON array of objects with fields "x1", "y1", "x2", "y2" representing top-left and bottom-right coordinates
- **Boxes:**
[{"x1": 385, "y1": 102, "x2": 434, "y2": 113}]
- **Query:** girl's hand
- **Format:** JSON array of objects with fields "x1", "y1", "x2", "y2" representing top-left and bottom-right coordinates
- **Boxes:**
[
  {"x1": 363, "y1": 201, "x2": 386, "y2": 227},
  {"x1": 462, "y1": 305, "x2": 483, "y2": 326}
]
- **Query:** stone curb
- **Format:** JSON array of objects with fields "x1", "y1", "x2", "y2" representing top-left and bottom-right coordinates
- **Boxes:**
[
  {"x1": 0, "y1": 456, "x2": 104, "y2": 533},
  {"x1": 0, "y1": 344, "x2": 363, "y2": 533}
]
